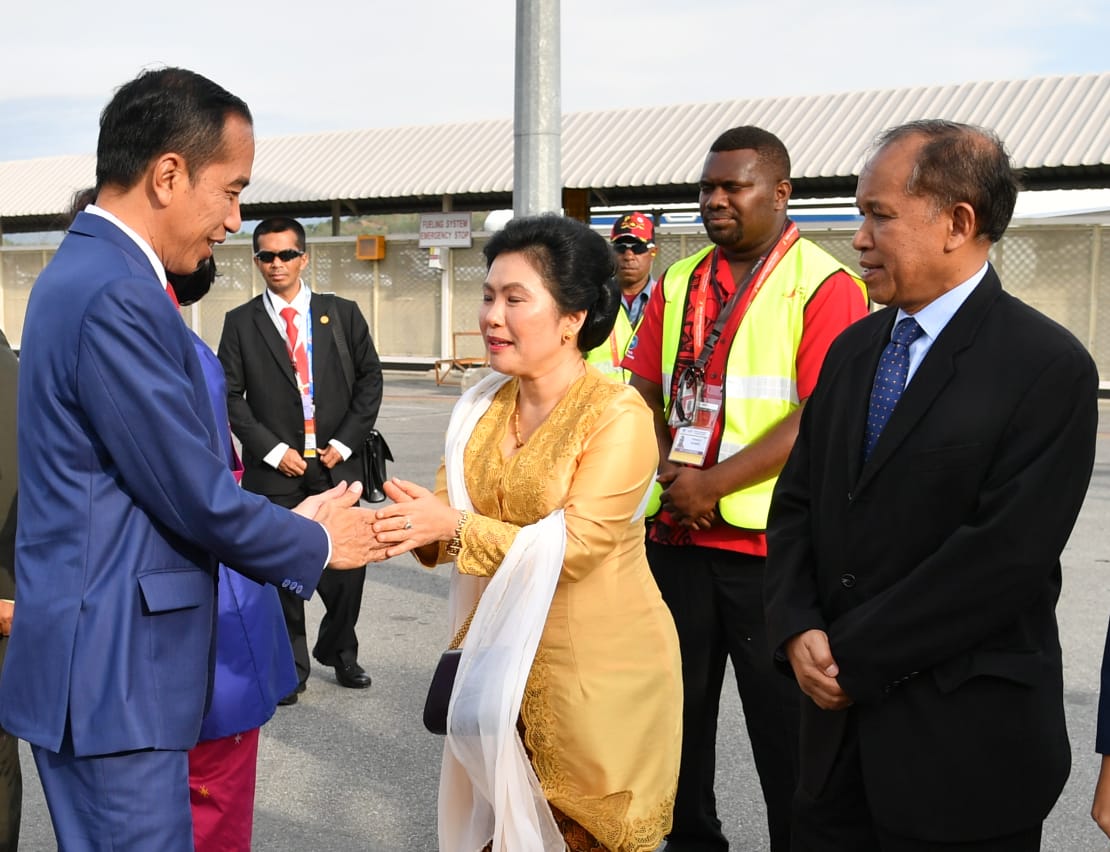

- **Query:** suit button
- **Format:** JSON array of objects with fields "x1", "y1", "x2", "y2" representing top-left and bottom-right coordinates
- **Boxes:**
[{"x1": 840, "y1": 573, "x2": 856, "y2": 589}]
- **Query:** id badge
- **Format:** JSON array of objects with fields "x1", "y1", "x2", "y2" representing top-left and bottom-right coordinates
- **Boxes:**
[
  {"x1": 668, "y1": 384, "x2": 722, "y2": 467},
  {"x1": 302, "y1": 397, "x2": 317, "y2": 457}
]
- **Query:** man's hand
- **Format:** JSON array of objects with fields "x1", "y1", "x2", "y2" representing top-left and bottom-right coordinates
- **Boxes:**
[
  {"x1": 372, "y1": 478, "x2": 460, "y2": 560},
  {"x1": 658, "y1": 467, "x2": 718, "y2": 529},
  {"x1": 318, "y1": 445, "x2": 343, "y2": 469},
  {"x1": 0, "y1": 600, "x2": 13, "y2": 637},
  {"x1": 309, "y1": 481, "x2": 389, "y2": 567},
  {"x1": 277, "y1": 448, "x2": 308, "y2": 477},
  {"x1": 785, "y1": 629, "x2": 853, "y2": 710}
]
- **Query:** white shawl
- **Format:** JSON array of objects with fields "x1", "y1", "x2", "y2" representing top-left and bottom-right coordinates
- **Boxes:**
[{"x1": 437, "y1": 371, "x2": 567, "y2": 852}]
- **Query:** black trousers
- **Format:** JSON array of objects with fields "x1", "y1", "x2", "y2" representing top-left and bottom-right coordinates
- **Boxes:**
[
  {"x1": 647, "y1": 542, "x2": 800, "y2": 852},
  {"x1": 0, "y1": 723, "x2": 20, "y2": 851},
  {"x1": 792, "y1": 711, "x2": 1042, "y2": 851},
  {"x1": 270, "y1": 458, "x2": 367, "y2": 687}
]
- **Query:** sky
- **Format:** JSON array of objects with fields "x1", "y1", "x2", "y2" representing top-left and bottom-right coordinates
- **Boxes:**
[{"x1": 1, "y1": 0, "x2": 1107, "y2": 162}]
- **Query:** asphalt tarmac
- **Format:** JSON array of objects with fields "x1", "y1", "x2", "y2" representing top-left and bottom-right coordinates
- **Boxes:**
[{"x1": 14, "y1": 371, "x2": 1110, "y2": 850}]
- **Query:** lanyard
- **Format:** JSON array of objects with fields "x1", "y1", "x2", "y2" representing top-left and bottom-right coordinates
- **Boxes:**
[
  {"x1": 690, "y1": 221, "x2": 800, "y2": 361},
  {"x1": 302, "y1": 305, "x2": 315, "y2": 403},
  {"x1": 266, "y1": 288, "x2": 316, "y2": 401}
]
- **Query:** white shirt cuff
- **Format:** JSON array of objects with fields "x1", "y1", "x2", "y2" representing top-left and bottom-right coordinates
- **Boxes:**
[
  {"x1": 264, "y1": 443, "x2": 291, "y2": 469},
  {"x1": 329, "y1": 439, "x2": 352, "y2": 461}
]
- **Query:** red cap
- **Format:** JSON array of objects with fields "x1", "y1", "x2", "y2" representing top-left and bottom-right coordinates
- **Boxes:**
[{"x1": 610, "y1": 212, "x2": 655, "y2": 245}]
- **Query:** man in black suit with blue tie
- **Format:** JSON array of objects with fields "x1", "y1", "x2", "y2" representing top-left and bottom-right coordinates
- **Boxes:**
[{"x1": 765, "y1": 120, "x2": 1099, "y2": 850}]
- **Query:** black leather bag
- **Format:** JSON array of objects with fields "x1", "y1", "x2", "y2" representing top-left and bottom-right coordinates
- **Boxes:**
[
  {"x1": 361, "y1": 429, "x2": 393, "y2": 503},
  {"x1": 422, "y1": 649, "x2": 462, "y2": 735}
]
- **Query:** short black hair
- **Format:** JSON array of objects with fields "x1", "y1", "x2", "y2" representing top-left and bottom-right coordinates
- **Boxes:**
[
  {"x1": 874, "y1": 120, "x2": 1020, "y2": 243},
  {"x1": 709, "y1": 126, "x2": 791, "y2": 181},
  {"x1": 483, "y1": 215, "x2": 619, "y2": 353},
  {"x1": 95, "y1": 67, "x2": 252, "y2": 192},
  {"x1": 253, "y1": 216, "x2": 307, "y2": 253}
]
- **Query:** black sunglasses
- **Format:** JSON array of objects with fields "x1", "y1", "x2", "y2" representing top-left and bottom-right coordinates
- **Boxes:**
[
  {"x1": 613, "y1": 241, "x2": 651, "y2": 255},
  {"x1": 254, "y1": 249, "x2": 305, "y2": 263}
]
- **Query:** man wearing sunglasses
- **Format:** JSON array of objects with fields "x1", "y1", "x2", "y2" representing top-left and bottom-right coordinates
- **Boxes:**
[
  {"x1": 586, "y1": 211, "x2": 658, "y2": 382},
  {"x1": 219, "y1": 216, "x2": 383, "y2": 704},
  {"x1": 625, "y1": 126, "x2": 868, "y2": 851}
]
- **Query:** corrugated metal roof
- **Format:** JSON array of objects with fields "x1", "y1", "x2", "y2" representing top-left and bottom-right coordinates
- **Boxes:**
[{"x1": 2, "y1": 72, "x2": 1107, "y2": 230}]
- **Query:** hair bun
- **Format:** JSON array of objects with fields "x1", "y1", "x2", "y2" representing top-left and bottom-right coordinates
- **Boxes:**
[{"x1": 578, "y1": 276, "x2": 621, "y2": 352}]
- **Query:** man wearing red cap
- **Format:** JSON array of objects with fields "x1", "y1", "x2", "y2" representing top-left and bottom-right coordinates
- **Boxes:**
[{"x1": 586, "y1": 211, "x2": 658, "y2": 382}]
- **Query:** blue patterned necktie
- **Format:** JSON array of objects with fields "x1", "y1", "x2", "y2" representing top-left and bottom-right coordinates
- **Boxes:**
[{"x1": 863, "y1": 317, "x2": 924, "y2": 461}]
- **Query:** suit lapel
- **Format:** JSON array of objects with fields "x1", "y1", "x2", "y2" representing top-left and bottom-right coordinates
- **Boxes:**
[
  {"x1": 853, "y1": 270, "x2": 1002, "y2": 495},
  {"x1": 251, "y1": 296, "x2": 299, "y2": 390},
  {"x1": 843, "y1": 315, "x2": 892, "y2": 487},
  {"x1": 309, "y1": 293, "x2": 335, "y2": 376}
]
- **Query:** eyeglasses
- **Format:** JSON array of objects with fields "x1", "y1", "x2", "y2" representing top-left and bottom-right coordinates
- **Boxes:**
[
  {"x1": 613, "y1": 241, "x2": 651, "y2": 255},
  {"x1": 254, "y1": 249, "x2": 305, "y2": 263}
]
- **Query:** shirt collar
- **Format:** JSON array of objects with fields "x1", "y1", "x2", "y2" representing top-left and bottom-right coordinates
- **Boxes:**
[
  {"x1": 85, "y1": 203, "x2": 167, "y2": 287},
  {"x1": 265, "y1": 280, "x2": 311, "y2": 314},
  {"x1": 897, "y1": 262, "x2": 989, "y2": 342},
  {"x1": 623, "y1": 276, "x2": 656, "y2": 305}
]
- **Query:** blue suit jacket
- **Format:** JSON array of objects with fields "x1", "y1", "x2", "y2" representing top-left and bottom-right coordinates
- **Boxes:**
[{"x1": 0, "y1": 211, "x2": 328, "y2": 757}]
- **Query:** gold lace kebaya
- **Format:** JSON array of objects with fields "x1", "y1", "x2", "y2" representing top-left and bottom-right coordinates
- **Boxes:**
[{"x1": 420, "y1": 366, "x2": 682, "y2": 852}]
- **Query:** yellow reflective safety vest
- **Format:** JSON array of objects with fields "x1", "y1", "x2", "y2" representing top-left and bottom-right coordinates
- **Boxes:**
[
  {"x1": 586, "y1": 290, "x2": 643, "y2": 383},
  {"x1": 652, "y1": 240, "x2": 864, "y2": 529}
]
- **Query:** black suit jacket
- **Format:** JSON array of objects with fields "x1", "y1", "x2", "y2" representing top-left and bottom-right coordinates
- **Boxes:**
[
  {"x1": 765, "y1": 266, "x2": 1098, "y2": 841},
  {"x1": 219, "y1": 291, "x2": 383, "y2": 499}
]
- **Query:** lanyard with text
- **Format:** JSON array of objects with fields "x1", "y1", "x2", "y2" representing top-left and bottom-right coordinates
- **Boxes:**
[
  {"x1": 300, "y1": 307, "x2": 317, "y2": 457},
  {"x1": 667, "y1": 222, "x2": 799, "y2": 464},
  {"x1": 270, "y1": 289, "x2": 318, "y2": 459},
  {"x1": 690, "y1": 220, "x2": 800, "y2": 359}
]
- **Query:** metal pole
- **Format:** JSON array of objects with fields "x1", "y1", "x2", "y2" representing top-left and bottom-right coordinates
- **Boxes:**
[
  {"x1": 441, "y1": 194, "x2": 454, "y2": 357},
  {"x1": 514, "y1": 0, "x2": 561, "y2": 217}
]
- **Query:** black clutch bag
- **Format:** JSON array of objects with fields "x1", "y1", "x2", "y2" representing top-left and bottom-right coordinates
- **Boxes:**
[
  {"x1": 422, "y1": 649, "x2": 461, "y2": 735},
  {"x1": 361, "y1": 429, "x2": 393, "y2": 503}
]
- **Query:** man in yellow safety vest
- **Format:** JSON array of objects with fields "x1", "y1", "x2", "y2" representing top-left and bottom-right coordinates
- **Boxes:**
[
  {"x1": 586, "y1": 212, "x2": 657, "y2": 382},
  {"x1": 624, "y1": 126, "x2": 868, "y2": 852}
]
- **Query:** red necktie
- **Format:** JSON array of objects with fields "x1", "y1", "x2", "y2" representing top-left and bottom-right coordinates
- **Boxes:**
[
  {"x1": 280, "y1": 307, "x2": 310, "y2": 388},
  {"x1": 280, "y1": 306, "x2": 317, "y2": 457},
  {"x1": 166, "y1": 283, "x2": 180, "y2": 309}
]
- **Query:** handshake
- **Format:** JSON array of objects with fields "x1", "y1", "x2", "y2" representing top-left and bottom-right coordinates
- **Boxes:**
[{"x1": 293, "y1": 478, "x2": 439, "y2": 568}]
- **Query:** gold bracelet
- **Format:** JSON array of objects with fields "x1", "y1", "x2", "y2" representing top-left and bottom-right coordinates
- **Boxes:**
[{"x1": 446, "y1": 510, "x2": 469, "y2": 557}]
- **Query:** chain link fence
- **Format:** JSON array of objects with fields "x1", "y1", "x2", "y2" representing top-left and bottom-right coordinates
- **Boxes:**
[{"x1": 2, "y1": 223, "x2": 1107, "y2": 380}]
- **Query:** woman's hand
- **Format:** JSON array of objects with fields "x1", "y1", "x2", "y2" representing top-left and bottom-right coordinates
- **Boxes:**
[{"x1": 372, "y1": 478, "x2": 462, "y2": 559}]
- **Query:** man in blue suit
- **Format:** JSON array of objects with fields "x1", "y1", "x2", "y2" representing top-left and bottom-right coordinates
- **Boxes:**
[{"x1": 0, "y1": 67, "x2": 383, "y2": 850}]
